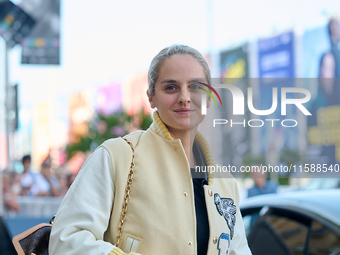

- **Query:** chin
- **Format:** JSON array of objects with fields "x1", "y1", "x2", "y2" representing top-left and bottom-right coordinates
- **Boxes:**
[
  {"x1": 166, "y1": 120, "x2": 191, "y2": 132},
  {"x1": 177, "y1": 121, "x2": 192, "y2": 130},
  {"x1": 190, "y1": 116, "x2": 204, "y2": 128}
]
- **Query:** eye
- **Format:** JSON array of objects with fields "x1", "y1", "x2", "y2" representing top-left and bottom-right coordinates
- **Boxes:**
[
  {"x1": 165, "y1": 85, "x2": 177, "y2": 91},
  {"x1": 190, "y1": 83, "x2": 203, "y2": 91}
]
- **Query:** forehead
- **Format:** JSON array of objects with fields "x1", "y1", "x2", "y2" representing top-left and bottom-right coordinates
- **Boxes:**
[{"x1": 158, "y1": 54, "x2": 205, "y2": 81}]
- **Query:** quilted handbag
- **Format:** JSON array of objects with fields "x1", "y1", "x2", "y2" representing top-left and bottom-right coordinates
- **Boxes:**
[{"x1": 12, "y1": 216, "x2": 54, "y2": 255}]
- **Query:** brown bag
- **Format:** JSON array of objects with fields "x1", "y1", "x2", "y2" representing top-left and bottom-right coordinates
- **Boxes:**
[{"x1": 12, "y1": 217, "x2": 54, "y2": 255}]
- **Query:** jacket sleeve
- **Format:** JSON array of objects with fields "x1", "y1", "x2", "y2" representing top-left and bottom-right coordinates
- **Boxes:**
[
  {"x1": 49, "y1": 147, "x2": 142, "y2": 255},
  {"x1": 230, "y1": 179, "x2": 252, "y2": 255}
]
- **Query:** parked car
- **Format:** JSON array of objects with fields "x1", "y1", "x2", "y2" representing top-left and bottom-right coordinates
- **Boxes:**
[
  {"x1": 240, "y1": 189, "x2": 340, "y2": 255},
  {"x1": 300, "y1": 178, "x2": 340, "y2": 190}
]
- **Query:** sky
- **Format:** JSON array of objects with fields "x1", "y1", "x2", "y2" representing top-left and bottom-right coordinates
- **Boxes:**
[{"x1": 3, "y1": 0, "x2": 340, "y2": 106}]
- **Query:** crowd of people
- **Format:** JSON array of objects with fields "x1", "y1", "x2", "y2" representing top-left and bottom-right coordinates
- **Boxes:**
[
  {"x1": 2, "y1": 154, "x2": 77, "y2": 214},
  {"x1": 2, "y1": 154, "x2": 278, "y2": 215}
]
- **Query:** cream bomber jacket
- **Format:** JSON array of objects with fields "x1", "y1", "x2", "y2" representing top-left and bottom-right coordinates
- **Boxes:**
[{"x1": 49, "y1": 112, "x2": 251, "y2": 255}]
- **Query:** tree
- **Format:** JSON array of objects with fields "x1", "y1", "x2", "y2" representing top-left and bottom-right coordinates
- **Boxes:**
[{"x1": 66, "y1": 110, "x2": 152, "y2": 160}]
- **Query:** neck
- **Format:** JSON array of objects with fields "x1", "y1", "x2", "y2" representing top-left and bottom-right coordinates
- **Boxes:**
[
  {"x1": 150, "y1": 111, "x2": 214, "y2": 186},
  {"x1": 168, "y1": 126, "x2": 197, "y2": 168}
]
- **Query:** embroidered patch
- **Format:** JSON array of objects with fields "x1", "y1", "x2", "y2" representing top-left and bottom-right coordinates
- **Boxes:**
[
  {"x1": 214, "y1": 193, "x2": 236, "y2": 239},
  {"x1": 218, "y1": 233, "x2": 230, "y2": 255}
]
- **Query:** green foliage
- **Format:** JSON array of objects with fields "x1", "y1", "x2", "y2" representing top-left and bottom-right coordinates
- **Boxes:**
[
  {"x1": 66, "y1": 110, "x2": 152, "y2": 160},
  {"x1": 66, "y1": 136, "x2": 92, "y2": 159},
  {"x1": 140, "y1": 109, "x2": 153, "y2": 130},
  {"x1": 278, "y1": 177, "x2": 290, "y2": 185}
]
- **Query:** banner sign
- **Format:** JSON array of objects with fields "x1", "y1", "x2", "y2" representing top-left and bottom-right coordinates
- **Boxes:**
[
  {"x1": 257, "y1": 32, "x2": 297, "y2": 157},
  {"x1": 20, "y1": 0, "x2": 60, "y2": 64},
  {"x1": 303, "y1": 19, "x2": 340, "y2": 164},
  {"x1": 219, "y1": 45, "x2": 250, "y2": 168},
  {"x1": 0, "y1": 0, "x2": 35, "y2": 48}
]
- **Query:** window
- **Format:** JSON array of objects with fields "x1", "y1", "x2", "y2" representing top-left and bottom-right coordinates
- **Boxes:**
[
  {"x1": 308, "y1": 220, "x2": 340, "y2": 255},
  {"x1": 247, "y1": 208, "x2": 310, "y2": 255}
]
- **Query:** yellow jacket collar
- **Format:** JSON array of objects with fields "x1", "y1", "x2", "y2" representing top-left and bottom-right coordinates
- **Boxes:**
[{"x1": 150, "y1": 111, "x2": 214, "y2": 185}]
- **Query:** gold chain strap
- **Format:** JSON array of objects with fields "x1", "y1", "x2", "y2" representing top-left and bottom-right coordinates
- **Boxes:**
[{"x1": 115, "y1": 137, "x2": 135, "y2": 247}]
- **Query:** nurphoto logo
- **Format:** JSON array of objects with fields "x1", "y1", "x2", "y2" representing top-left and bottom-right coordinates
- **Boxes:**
[{"x1": 199, "y1": 83, "x2": 312, "y2": 128}]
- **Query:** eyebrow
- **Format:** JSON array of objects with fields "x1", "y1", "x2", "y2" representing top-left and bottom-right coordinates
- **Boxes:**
[
  {"x1": 190, "y1": 78, "x2": 206, "y2": 82},
  {"x1": 160, "y1": 78, "x2": 207, "y2": 84},
  {"x1": 160, "y1": 79, "x2": 178, "y2": 84},
  {"x1": 190, "y1": 78, "x2": 207, "y2": 84}
]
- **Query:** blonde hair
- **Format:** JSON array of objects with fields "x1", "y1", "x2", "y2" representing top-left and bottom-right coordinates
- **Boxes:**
[{"x1": 148, "y1": 44, "x2": 211, "y2": 95}]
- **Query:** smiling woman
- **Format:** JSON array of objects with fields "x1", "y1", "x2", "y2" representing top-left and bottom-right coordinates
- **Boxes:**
[
  {"x1": 49, "y1": 45, "x2": 251, "y2": 255},
  {"x1": 147, "y1": 54, "x2": 208, "y2": 165}
]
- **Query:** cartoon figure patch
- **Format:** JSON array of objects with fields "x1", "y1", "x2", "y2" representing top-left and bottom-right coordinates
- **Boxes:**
[
  {"x1": 218, "y1": 233, "x2": 230, "y2": 255},
  {"x1": 214, "y1": 193, "x2": 236, "y2": 239}
]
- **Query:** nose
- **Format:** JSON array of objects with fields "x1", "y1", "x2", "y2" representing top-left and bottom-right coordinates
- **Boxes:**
[{"x1": 178, "y1": 88, "x2": 190, "y2": 104}]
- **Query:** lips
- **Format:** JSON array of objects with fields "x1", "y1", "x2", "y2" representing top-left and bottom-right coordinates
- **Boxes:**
[{"x1": 174, "y1": 108, "x2": 192, "y2": 114}]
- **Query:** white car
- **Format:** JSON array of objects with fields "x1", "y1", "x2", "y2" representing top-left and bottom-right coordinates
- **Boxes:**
[{"x1": 240, "y1": 189, "x2": 340, "y2": 255}]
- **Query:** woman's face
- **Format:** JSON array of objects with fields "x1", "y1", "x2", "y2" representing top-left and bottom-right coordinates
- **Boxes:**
[{"x1": 148, "y1": 54, "x2": 209, "y2": 133}]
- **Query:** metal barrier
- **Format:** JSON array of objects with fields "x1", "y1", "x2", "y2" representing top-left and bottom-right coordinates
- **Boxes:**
[{"x1": 4, "y1": 196, "x2": 64, "y2": 218}]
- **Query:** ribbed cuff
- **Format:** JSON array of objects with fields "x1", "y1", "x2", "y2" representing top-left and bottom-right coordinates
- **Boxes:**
[{"x1": 108, "y1": 247, "x2": 140, "y2": 255}]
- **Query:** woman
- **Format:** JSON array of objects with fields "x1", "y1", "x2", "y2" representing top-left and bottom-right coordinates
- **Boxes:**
[{"x1": 49, "y1": 45, "x2": 251, "y2": 255}]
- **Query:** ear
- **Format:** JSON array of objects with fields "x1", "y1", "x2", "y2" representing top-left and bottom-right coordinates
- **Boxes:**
[{"x1": 147, "y1": 89, "x2": 156, "y2": 109}]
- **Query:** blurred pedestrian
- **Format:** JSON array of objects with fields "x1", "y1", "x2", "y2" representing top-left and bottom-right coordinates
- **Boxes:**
[
  {"x1": 58, "y1": 174, "x2": 68, "y2": 197},
  {"x1": 42, "y1": 150, "x2": 52, "y2": 167},
  {"x1": 2, "y1": 170, "x2": 21, "y2": 213},
  {"x1": 66, "y1": 172, "x2": 77, "y2": 188},
  {"x1": 30, "y1": 163, "x2": 61, "y2": 197},
  {"x1": 58, "y1": 172, "x2": 77, "y2": 196},
  {"x1": 50, "y1": 45, "x2": 251, "y2": 255},
  {"x1": 20, "y1": 155, "x2": 35, "y2": 196},
  {"x1": 247, "y1": 165, "x2": 277, "y2": 198},
  {"x1": 11, "y1": 172, "x2": 23, "y2": 196}
]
